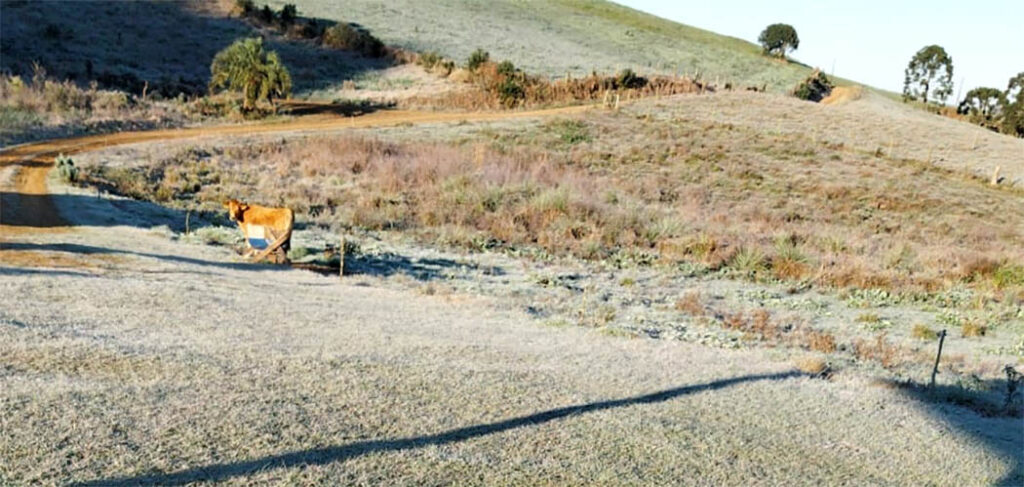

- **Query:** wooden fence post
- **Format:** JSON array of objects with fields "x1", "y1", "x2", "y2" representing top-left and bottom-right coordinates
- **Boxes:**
[
  {"x1": 339, "y1": 235, "x2": 346, "y2": 278},
  {"x1": 929, "y1": 329, "x2": 947, "y2": 392}
]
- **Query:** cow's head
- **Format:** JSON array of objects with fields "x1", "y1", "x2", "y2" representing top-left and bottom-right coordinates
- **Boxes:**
[{"x1": 223, "y1": 199, "x2": 249, "y2": 223}]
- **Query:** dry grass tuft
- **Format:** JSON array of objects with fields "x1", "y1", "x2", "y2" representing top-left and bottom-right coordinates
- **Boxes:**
[
  {"x1": 674, "y1": 291, "x2": 704, "y2": 316},
  {"x1": 960, "y1": 320, "x2": 987, "y2": 338},
  {"x1": 804, "y1": 329, "x2": 838, "y2": 354},
  {"x1": 794, "y1": 355, "x2": 829, "y2": 376},
  {"x1": 853, "y1": 333, "x2": 901, "y2": 368},
  {"x1": 911, "y1": 323, "x2": 938, "y2": 341}
]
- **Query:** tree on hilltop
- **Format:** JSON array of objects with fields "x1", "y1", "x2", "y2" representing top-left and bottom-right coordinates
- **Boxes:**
[
  {"x1": 758, "y1": 24, "x2": 799, "y2": 58},
  {"x1": 902, "y1": 45, "x2": 953, "y2": 106},
  {"x1": 1002, "y1": 72, "x2": 1024, "y2": 137},
  {"x1": 958, "y1": 87, "x2": 1005, "y2": 129}
]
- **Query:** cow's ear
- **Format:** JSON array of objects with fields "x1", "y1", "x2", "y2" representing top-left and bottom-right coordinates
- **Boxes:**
[{"x1": 240, "y1": 203, "x2": 249, "y2": 211}]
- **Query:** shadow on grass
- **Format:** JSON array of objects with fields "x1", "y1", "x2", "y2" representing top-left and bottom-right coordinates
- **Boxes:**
[
  {"x1": 282, "y1": 99, "x2": 395, "y2": 117},
  {"x1": 0, "y1": 242, "x2": 283, "y2": 273},
  {"x1": 292, "y1": 251, "x2": 499, "y2": 282},
  {"x1": 890, "y1": 378, "x2": 1024, "y2": 486},
  {"x1": 1, "y1": 1, "x2": 394, "y2": 97},
  {"x1": 0, "y1": 266, "x2": 98, "y2": 278},
  {"x1": 0, "y1": 192, "x2": 196, "y2": 230},
  {"x1": 71, "y1": 371, "x2": 802, "y2": 486}
]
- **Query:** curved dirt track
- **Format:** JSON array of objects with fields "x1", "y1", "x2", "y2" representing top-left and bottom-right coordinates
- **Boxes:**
[{"x1": 0, "y1": 105, "x2": 590, "y2": 233}]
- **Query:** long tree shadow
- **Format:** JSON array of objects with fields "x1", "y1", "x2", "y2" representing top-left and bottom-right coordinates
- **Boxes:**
[
  {"x1": 71, "y1": 371, "x2": 801, "y2": 486},
  {"x1": 892, "y1": 380, "x2": 1024, "y2": 486},
  {"x1": 0, "y1": 1, "x2": 393, "y2": 98},
  {"x1": 0, "y1": 241, "x2": 284, "y2": 273},
  {"x1": 0, "y1": 192, "x2": 196, "y2": 230}
]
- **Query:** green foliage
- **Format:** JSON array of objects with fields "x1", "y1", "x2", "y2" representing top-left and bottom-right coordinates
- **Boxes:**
[
  {"x1": 957, "y1": 87, "x2": 1005, "y2": 128},
  {"x1": 467, "y1": 48, "x2": 490, "y2": 71},
  {"x1": 992, "y1": 264, "x2": 1024, "y2": 290},
  {"x1": 322, "y1": 23, "x2": 385, "y2": 57},
  {"x1": 279, "y1": 4, "x2": 297, "y2": 26},
  {"x1": 902, "y1": 45, "x2": 953, "y2": 105},
  {"x1": 258, "y1": 5, "x2": 274, "y2": 23},
  {"x1": 793, "y1": 69, "x2": 833, "y2": 102},
  {"x1": 418, "y1": 51, "x2": 442, "y2": 69},
  {"x1": 496, "y1": 60, "x2": 516, "y2": 76},
  {"x1": 209, "y1": 37, "x2": 292, "y2": 112},
  {"x1": 497, "y1": 78, "x2": 524, "y2": 107},
  {"x1": 544, "y1": 119, "x2": 591, "y2": 144},
  {"x1": 1001, "y1": 72, "x2": 1024, "y2": 137},
  {"x1": 758, "y1": 23, "x2": 799, "y2": 57},
  {"x1": 55, "y1": 153, "x2": 78, "y2": 183}
]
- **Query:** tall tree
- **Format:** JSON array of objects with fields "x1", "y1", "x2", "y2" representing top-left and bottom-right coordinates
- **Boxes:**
[
  {"x1": 1002, "y1": 72, "x2": 1024, "y2": 137},
  {"x1": 209, "y1": 37, "x2": 292, "y2": 112},
  {"x1": 758, "y1": 24, "x2": 799, "y2": 58},
  {"x1": 957, "y1": 87, "x2": 1005, "y2": 128},
  {"x1": 902, "y1": 45, "x2": 953, "y2": 105}
]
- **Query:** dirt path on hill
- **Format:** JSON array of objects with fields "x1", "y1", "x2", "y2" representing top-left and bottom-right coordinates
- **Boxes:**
[{"x1": 0, "y1": 105, "x2": 591, "y2": 233}]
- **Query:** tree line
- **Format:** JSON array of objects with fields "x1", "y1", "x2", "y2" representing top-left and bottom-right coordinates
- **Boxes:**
[{"x1": 757, "y1": 24, "x2": 1023, "y2": 137}]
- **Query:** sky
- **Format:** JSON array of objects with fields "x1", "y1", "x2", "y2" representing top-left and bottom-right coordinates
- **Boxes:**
[{"x1": 616, "y1": 0, "x2": 1024, "y2": 99}]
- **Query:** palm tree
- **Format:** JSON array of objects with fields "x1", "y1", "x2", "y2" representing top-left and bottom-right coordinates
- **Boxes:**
[{"x1": 209, "y1": 37, "x2": 292, "y2": 112}]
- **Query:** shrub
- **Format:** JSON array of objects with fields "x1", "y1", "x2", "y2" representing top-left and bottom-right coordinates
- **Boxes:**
[
  {"x1": 279, "y1": 4, "x2": 297, "y2": 26},
  {"x1": 467, "y1": 48, "x2": 489, "y2": 71},
  {"x1": 418, "y1": 51, "x2": 442, "y2": 69},
  {"x1": 55, "y1": 153, "x2": 78, "y2": 183},
  {"x1": 758, "y1": 24, "x2": 799, "y2": 57},
  {"x1": 209, "y1": 37, "x2": 292, "y2": 112},
  {"x1": 496, "y1": 60, "x2": 516, "y2": 76},
  {"x1": 322, "y1": 23, "x2": 385, "y2": 57},
  {"x1": 793, "y1": 69, "x2": 833, "y2": 102},
  {"x1": 615, "y1": 68, "x2": 645, "y2": 89},
  {"x1": 258, "y1": 5, "x2": 274, "y2": 23},
  {"x1": 497, "y1": 78, "x2": 524, "y2": 107}
]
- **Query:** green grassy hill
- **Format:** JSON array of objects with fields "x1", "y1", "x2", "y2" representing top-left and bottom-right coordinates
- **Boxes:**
[{"x1": 270, "y1": 0, "x2": 818, "y2": 92}]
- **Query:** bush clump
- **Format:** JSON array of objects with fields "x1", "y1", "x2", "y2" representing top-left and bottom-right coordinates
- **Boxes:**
[
  {"x1": 322, "y1": 23, "x2": 385, "y2": 57},
  {"x1": 418, "y1": 51, "x2": 442, "y2": 69},
  {"x1": 466, "y1": 48, "x2": 490, "y2": 72},
  {"x1": 615, "y1": 68, "x2": 645, "y2": 89},
  {"x1": 793, "y1": 69, "x2": 833, "y2": 102},
  {"x1": 496, "y1": 60, "x2": 516, "y2": 76},
  {"x1": 56, "y1": 153, "x2": 78, "y2": 183},
  {"x1": 279, "y1": 4, "x2": 297, "y2": 26}
]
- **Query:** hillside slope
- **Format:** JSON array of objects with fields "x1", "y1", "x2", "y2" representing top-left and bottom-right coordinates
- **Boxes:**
[{"x1": 269, "y1": 0, "x2": 816, "y2": 91}]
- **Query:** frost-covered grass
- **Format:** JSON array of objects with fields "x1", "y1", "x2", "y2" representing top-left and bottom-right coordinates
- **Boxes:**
[
  {"x1": 271, "y1": 0, "x2": 817, "y2": 92},
  {"x1": 0, "y1": 224, "x2": 1019, "y2": 485}
]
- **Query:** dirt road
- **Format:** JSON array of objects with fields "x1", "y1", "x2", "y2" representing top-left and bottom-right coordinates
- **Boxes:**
[{"x1": 0, "y1": 105, "x2": 590, "y2": 232}]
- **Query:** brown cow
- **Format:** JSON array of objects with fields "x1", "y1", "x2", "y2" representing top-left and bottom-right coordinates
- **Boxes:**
[{"x1": 223, "y1": 199, "x2": 293, "y2": 263}]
